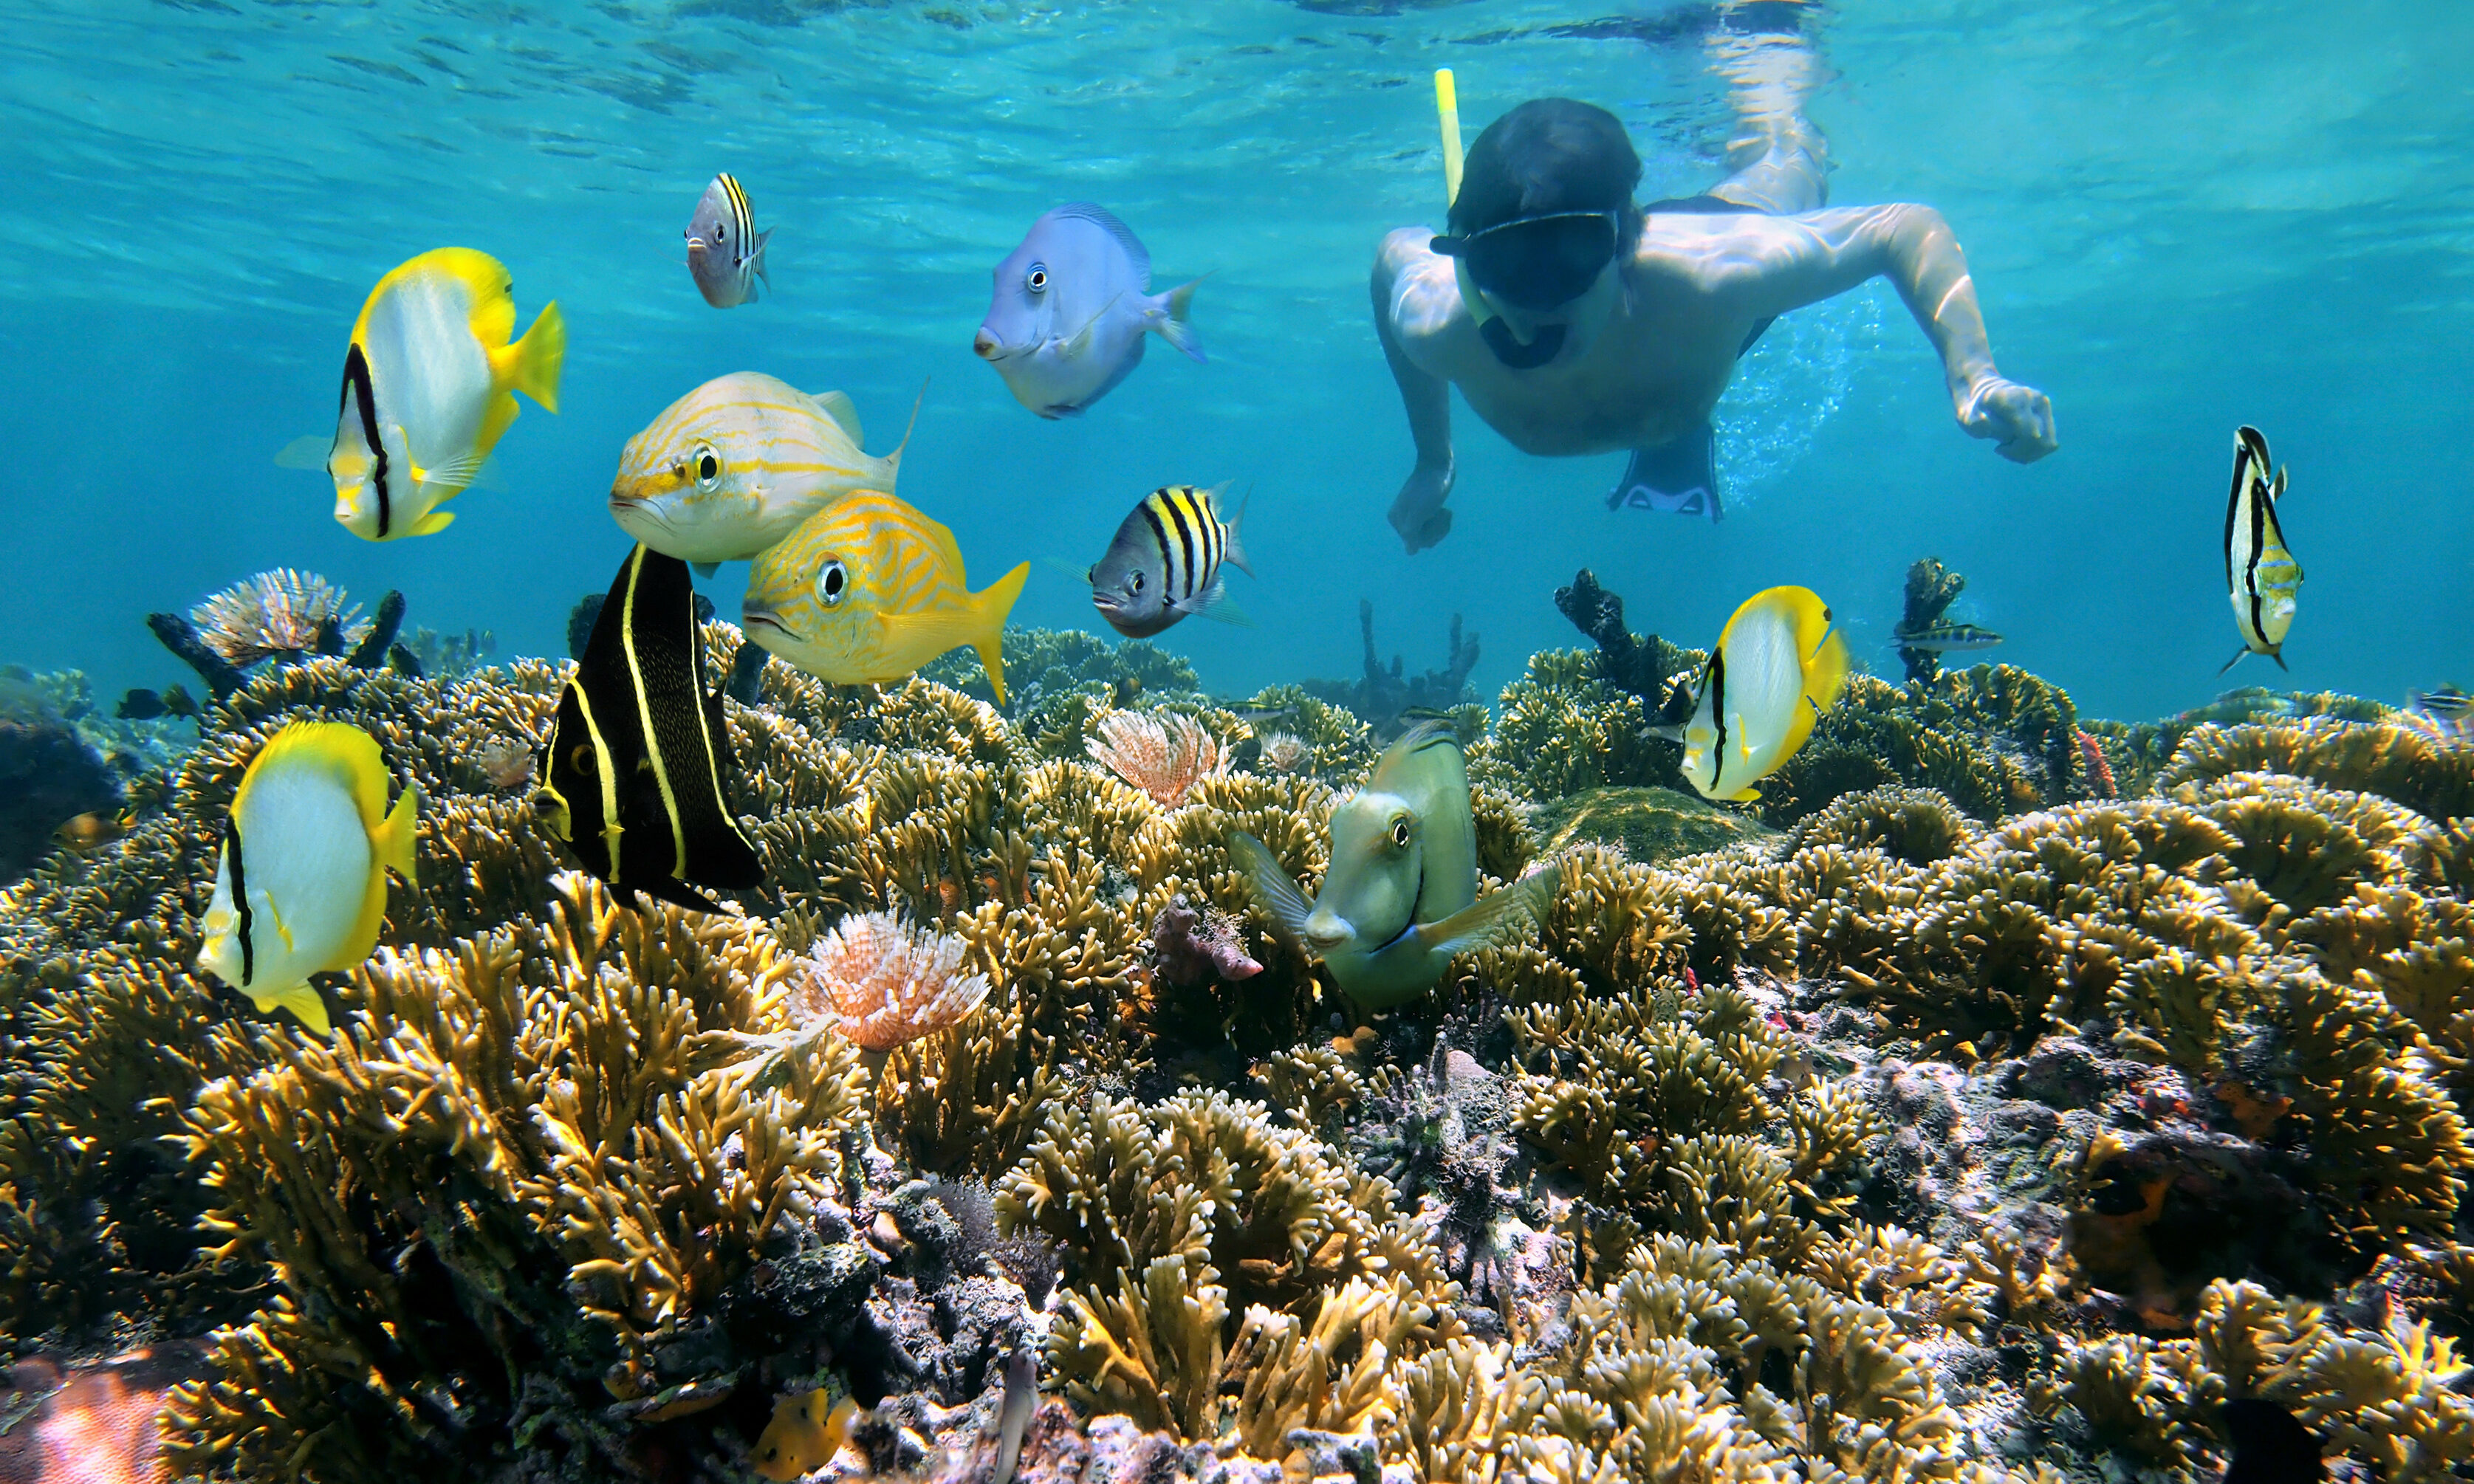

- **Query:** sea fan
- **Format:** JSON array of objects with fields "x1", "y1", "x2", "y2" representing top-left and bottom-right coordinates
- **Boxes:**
[
  {"x1": 188, "y1": 569, "x2": 369, "y2": 669},
  {"x1": 789, "y1": 911, "x2": 993, "y2": 1052},
  {"x1": 1086, "y1": 710, "x2": 1229, "y2": 808}
]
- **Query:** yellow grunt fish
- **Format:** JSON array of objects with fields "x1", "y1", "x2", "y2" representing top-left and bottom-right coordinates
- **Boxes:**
[
  {"x1": 608, "y1": 371, "x2": 919, "y2": 568},
  {"x1": 312, "y1": 247, "x2": 563, "y2": 542},
  {"x1": 196, "y1": 721, "x2": 419, "y2": 1033},
  {"x1": 1676, "y1": 585, "x2": 1850, "y2": 803},
  {"x1": 742, "y1": 491, "x2": 1029, "y2": 704},
  {"x1": 753, "y1": 1390, "x2": 859, "y2": 1481}
]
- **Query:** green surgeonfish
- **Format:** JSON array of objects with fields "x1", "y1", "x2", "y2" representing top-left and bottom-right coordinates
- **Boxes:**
[{"x1": 1230, "y1": 721, "x2": 1553, "y2": 1008}]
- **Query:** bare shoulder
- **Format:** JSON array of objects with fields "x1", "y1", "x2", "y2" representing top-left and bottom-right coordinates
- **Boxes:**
[{"x1": 1374, "y1": 226, "x2": 1467, "y2": 343}]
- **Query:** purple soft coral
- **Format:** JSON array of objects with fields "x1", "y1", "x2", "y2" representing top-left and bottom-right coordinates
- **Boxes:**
[{"x1": 1148, "y1": 896, "x2": 1263, "y2": 987}]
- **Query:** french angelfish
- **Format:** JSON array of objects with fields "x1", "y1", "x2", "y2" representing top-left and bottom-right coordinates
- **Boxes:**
[
  {"x1": 2221, "y1": 425, "x2": 2303, "y2": 674},
  {"x1": 196, "y1": 721, "x2": 421, "y2": 1034},
  {"x1": 1087, "y1": 483, "x2": 1253, "y2": 638},
  {"x1": 290, "y1": 248, "x2": 564, "y2": 542},
  {"x1": 1231, "y1": 722, "x2": 1554, "y2": 1008},
  {"x1": 1676, "y1": 585, "x2": 1851, "y2": 803},
  {"x1": 752, "y1": 1391, "x2": 859, "y2": 1482},
  {"x1": 609, "y1": 371, "x2": 918, "y2": 568},
  {"x1": 536, "y1": 544, "x2": 764, "y2": 913},
  {"x1": 973, "y1": 203, "x2": 1203, "y2": 419},
  {"x1": 741, "y1": 491, "x2": 1029, "y2": 704},
  {"x1": 685, "y1": 171, "x2": 770, "y2": 309}
]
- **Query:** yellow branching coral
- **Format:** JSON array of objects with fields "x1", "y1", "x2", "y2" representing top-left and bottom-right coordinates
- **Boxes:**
[
  {"x1": 1086, "y1": 709, "x2": 1230, "y2": 808},
  {"x1": 789, "y1": 910, "x2": 994, "y2": 1053}
]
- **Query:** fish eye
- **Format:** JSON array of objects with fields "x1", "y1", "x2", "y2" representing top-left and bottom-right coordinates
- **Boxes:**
[
  {"x1": 816, "y1": 560, "x2": 849, "y2": 608},
  {"x1": 1390, "y1": 818, "x2": 1412, "y2": 849},
  {"x1": 1129, "y1": 572, "x2": 1144, "y2": 593},
  {"x1": 569, "y1": 743, "x2": 594, "y2": 773},
  {"x1": 694, "y1": 444, "x2": 719, "y2": 484},
  {"x1": 1027, "y1": 262, "x2": 1048, "y2": 292}
]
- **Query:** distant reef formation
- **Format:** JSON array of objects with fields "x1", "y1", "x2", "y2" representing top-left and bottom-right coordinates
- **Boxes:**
[{"x1": 2, "y1": 590, "x2": 2472, "y2": 1481}]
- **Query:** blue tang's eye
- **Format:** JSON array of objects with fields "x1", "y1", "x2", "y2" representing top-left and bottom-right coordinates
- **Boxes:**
[{"x1": 1027, "y1": 263, "x2": 1048, "y2": 293}]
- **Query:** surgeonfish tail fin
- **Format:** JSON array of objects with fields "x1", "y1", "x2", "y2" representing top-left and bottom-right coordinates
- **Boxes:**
[
  {"x1": 508, "y1": 300, "x2": 566, "y2": 413},
  {"x1": 378, "y1": 779, "x2": 421, "y2": 887},
  {"x1": 2218, "y1": 648, "x2": 2250, "y2": 676},
  {"x1": 1228, "y1": 831, "x2": 1314, "y2": 946},
  {"x1": 970, "y1": 561, "x2": 1031, "y2": 706},
  {"x1": 1219, "y1": 483, "x2": 1253, "y2": 576},
  {"x1": 1151, "y1": 277, "x2": 1207, "y2": 363}
]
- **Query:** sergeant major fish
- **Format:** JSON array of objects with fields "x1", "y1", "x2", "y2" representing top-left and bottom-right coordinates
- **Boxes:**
[
  {"x1": 536, "y1": 544, "x2": 764, "y2": 914},
  {"x1": 1231, "y1": 722, "x2": 1554, "y2": 1007},
  {"x1": 2222, "y1": 425, "x2": 2303, "y2": 673},
  {"x1": 608, "y1": 371, "x2": 918, "y2": 569},
  {"x1": 742, "y1": 492, "x2": 1029, "y2": 703},
  {"x1": 1673, "y1": 585, "x2": 1851, "y2": 803},
  {"x1": 973, "y1": 204, "x2": 1203, "y2": 419},
  {"x1": 685, "y1": 171, "x2": 770, "y2": 309},
  {"x1": 289, "y1": 248, "x2": 564, "y2": 542},
  {"x1": 1088, "y1": 484, "x2": 1253, "y2": 638},
  {"x1": 196, "y1": 721, "x2": 420, "y2": 1034}
]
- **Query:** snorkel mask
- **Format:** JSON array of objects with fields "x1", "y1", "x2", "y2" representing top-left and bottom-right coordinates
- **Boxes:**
[{"x1": 1431, "y1": 72, "x2": 1620, "y2": 368}]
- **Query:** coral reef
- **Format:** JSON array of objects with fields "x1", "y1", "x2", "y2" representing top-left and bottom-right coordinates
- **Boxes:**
[
  {"x1": 1896, "y1": 554, "x2": 1967, "y2": 686},
  {"x1": 4, "y1": 603, "x2": 2473, "y2": 1483},
  {"x1": 1299, "y1": 598, "x2": 1479, "y2": 736}
]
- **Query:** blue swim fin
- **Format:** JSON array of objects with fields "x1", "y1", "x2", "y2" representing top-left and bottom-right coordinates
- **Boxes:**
[{"x1": 1608, "y1": 422, "x2": 1724, "y2": 522}]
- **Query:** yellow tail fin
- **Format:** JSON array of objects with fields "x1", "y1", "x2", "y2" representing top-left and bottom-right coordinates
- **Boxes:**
[
  {"x1": 972, "y1": 561, "x2": 1031, "y2": 706},
  {"x1": 379, "y1": 779, "x2": 422, "y2": 887},
  {"x1": 510, "y1": 300, "x2": 566, "y2": 413}
]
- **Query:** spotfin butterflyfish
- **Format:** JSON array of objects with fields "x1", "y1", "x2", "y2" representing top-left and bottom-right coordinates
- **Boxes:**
[
  {"x1": 536, "y1": 544, "x2": 763, "y2": 913},
  {"x1": 286, "y1": 247, "x2": 564, "y2": 543},
  {"x1": 2222, "y1": 425, "x2": 2302, "y2": 674},
  {"x1": 1230, "y1": 722, "x2": 1555, "y2": 1008},
  {"x1": 1675, "y1": 585, "x2": 1850, "y2": 803},
  {"x1": 196, "y1": 721, "x2": 420, "y2": 1034}
]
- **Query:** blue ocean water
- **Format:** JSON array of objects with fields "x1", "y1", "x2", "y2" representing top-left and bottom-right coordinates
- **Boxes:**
[{"x1": 2, "y1": 0, "x2": 2467, "y2": 723}]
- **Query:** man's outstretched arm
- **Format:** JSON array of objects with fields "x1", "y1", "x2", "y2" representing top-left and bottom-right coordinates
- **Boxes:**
[
  {"x1": 1372, "y1": 229, "x2": 1459, "y2": 552},
  {"x1": 1733, "y1": 204, "x2": 2057, "y2": 462}
]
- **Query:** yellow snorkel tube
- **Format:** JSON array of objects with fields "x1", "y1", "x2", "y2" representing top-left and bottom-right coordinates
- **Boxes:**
[{"x1": 1434, "y1": 69, "x2": 1527, "y2": 345}]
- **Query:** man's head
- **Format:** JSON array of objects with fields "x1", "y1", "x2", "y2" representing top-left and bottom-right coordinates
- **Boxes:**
[{"x1": 1436, "y1": 98, "x2": 1642, "y2": 365}]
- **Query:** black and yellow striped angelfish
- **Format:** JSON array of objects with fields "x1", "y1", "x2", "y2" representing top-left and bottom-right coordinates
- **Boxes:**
[
  {"x1": 2221, "y1": 425, "x2": 2303, "y2": 674},
  {"x1": 1086, "y1": 483, "x2": 1253, "y2": 639},
  {"x1": 536, "y1": 544, "x2": 763, "y2": 913}
]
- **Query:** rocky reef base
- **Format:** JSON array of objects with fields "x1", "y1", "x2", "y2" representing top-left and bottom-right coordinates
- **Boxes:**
[{"x1": 1, "y1": 616, "x2": 2471, "y2": 1483}]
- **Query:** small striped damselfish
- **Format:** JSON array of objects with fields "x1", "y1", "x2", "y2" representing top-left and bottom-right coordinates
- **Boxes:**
[
  {"x1": 685, "y1": 171, "x2": 770, "y2": 309},
  {"x1": 1088, "y1": 483, "x2": 1252, "y2": 639},
  {"x1": 2221, "y1": 425, "x2": 2302, "y2": 674},
  {"x1": 536, "y1": 544, "x2": 763, "y2": 913}
]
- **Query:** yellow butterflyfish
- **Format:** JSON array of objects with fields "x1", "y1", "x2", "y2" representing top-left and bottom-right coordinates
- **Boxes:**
[
  {"x1": 1677, "y1": 585, "x2": 1850, "y2": 803},
  {"x1": 195, "y1": 721, "x2": 419, "y2": 1033},
  {"x1": 753, "y1": 1390, "x2": 859, "y2": 1481}
]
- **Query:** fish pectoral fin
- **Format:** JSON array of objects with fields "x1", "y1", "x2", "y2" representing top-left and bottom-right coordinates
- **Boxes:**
[
  {"x1": 1227, "y1": 831, "x2": 1314, "y2": 946},
  {"x1": 414, "y1": 447, "x2": 489, "y2": 494},
  {"x1": 1063, "y1": 293, "x2": 1123, "y2": 358},
  {"x1": 1147, "y1": 277, "x2": 1207, "y2": 363},
  {"x1": 1185, "y1": 582, "x2": 1255, "y2": 628},
  {"x1": 274, "y1": 435, "x2": 330, "y2": 470},
  {"x1": 1418, "y1": 870, "x2": 1556, "y2": 959}
]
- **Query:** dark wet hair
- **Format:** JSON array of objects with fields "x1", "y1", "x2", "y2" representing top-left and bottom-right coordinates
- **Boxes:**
[{"x1": 1449, "y1": 98, "x2": 1642, "y2": 236}]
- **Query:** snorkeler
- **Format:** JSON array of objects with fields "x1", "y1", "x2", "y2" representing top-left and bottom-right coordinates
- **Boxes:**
[{"x1": 1373, "y1": 35, "x2": 2055, "y2": 550}]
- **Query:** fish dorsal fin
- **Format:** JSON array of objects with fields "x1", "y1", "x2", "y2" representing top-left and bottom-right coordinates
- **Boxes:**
[
  {"x1": 1051, "y1": 202, "x2": 1150, "y2": 286},
  {"x1": 1368, "y1": 718, "x2": 1457, "y2": 794},
  {"x1": 808, "y1": 390, "x2": 863, "y2": 446}
]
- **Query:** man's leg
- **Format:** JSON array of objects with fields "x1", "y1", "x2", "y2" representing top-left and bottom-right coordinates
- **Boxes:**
[{"x1": 1703, "y1": 5, "x2": 1829, "y2": 216}]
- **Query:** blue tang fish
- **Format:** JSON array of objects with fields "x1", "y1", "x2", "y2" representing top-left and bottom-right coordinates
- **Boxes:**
[{"x1": 973, "y1": 204, "x2": 1203, "y2": 418}]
